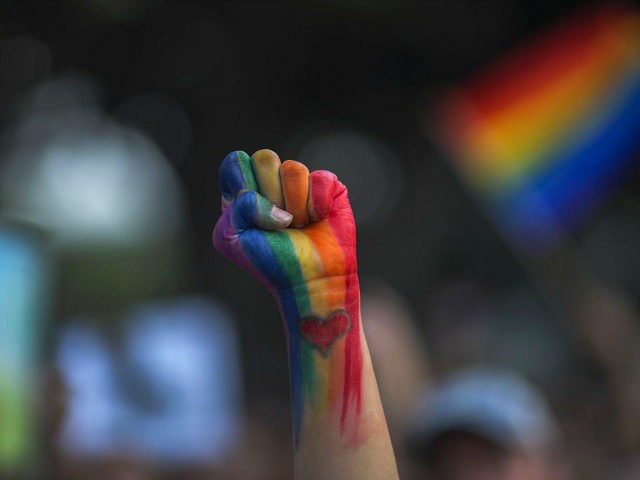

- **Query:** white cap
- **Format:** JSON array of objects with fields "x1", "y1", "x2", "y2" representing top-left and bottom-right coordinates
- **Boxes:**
[{"x1": 409, "y1": 366, "x2": 560, "y2": 457}]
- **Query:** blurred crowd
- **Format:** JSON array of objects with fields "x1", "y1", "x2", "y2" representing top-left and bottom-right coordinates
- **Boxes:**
[{"x1": 2, "y1": 1, "x2": 640, "y2": 479}]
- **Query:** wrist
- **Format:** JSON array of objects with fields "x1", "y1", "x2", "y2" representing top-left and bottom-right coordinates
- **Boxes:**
[
  {"x1": 277, "y1": 273, "x2": 361, "y2": 328},
  {"x1": 271, "y1": 273, "x2": 364, "y2": 446}
]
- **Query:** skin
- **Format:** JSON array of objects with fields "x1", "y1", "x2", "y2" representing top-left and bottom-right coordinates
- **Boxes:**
[{"x1": 213, "y1": 149, "x2": 399, "y2": 480}]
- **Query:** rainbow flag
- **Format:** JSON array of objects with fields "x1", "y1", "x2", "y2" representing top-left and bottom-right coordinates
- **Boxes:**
[{"x1": 437, "y1": 3, "x2": 640, "y2": 251}]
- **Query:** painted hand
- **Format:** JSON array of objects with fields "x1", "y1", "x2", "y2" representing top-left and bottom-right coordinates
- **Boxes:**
[
  {"x1": 213, "y1": 149, "x2": 356, "y2": 295},
  {"x1": 213, "y1": 149, "x2": 362, "y2": 445}
]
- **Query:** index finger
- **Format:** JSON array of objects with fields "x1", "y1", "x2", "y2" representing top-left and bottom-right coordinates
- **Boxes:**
[{"x1": 219, "y1": 150, "x2": 258, "y2": 207}]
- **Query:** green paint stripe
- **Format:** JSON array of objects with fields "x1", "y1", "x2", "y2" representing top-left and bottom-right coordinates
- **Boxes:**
[
  {"x1": 301, "y1": 341, "x2": 317, "y2": 401},
  {"x1": 255, "y1": 193, "x2": 272, "y2": 221},
  {"x1": 266, "y1": 231, "x2": 311, "y2": 315},
  {"x1": 236, "y1": 151, "x2": 258, "y2": 191},
  {"x1": 267, "y1": 231, "x2": 320, "y2": 404}
]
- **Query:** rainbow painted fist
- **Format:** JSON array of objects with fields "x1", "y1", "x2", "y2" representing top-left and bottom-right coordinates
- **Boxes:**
[
  {"x1": 213, "y1": 149, "x2": 363, "y2": 444},
  {"x1": 213, "y1": 149, "x2": 357, "y2": 294}
]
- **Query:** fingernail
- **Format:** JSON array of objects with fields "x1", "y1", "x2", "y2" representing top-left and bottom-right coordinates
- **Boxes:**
[{"x1": 271, "y1": 206, "x2": 293, "y2": 223}]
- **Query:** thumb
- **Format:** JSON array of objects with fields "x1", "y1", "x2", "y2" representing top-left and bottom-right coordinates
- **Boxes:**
[
  {"x1": 228, "y1": 190, "x2": 293, "y2": 232},
  {"x1": 213, "y1": 190, "x2": 292, "y2": 255}
]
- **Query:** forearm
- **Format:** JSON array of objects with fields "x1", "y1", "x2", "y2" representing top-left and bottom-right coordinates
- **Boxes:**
[
  {"x1": 213, "y1": 149, "x2": 398, "y2": 478},
  {"x1": 276, "y1": 275, "x2": 399, "y2": 480}
]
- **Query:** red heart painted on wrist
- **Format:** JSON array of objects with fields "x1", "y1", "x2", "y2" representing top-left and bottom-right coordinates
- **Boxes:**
[{"x1": 300, "y1": 310, "x2": 352, "y2": 354}]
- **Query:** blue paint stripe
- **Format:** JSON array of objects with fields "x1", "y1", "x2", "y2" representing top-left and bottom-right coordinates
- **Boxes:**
[
  {"x1": 238, "y1": 229, "x2": 305, "y2": 446},
  {"x1": 219, "y1": 151, "x2": 257, "y2": 199}
]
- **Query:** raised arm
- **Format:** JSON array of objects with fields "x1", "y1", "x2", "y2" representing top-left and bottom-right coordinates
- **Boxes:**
[{"x1": 213, "y1": 149, "x2": 399, "y2": 480}]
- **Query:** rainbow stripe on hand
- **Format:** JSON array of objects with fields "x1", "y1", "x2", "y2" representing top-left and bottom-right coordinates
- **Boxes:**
[{"x1": 213, "y1": 150, "x2": 363, "y2": 447}]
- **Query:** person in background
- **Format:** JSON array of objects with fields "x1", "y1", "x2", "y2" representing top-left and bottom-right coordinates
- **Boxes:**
[
  {"x1": 360, "y1": 282, "x2": 432, "y2": 478},
  {"x1": 408, "y1": 367, "x2": 571, "y2": 480},
  {"x1": 361, "y1": 281, "x2": 431, "y2": 438}
]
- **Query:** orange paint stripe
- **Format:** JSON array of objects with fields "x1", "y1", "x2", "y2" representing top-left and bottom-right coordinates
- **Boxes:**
[
  {"x1": 303, "y1": 220, "x2": 349, "y2": 414},
  {"x1": 281, "y1": 160, "x2": 310, "y2": 228},
  {"x1": 303, "y1": 221, "x2": 346, "y2": 311}
]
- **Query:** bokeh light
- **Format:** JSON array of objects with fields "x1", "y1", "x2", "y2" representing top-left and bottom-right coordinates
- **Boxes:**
[
  {"x1": 0, "y1": 76, "x2": 184, "y2": 247},
  {"x1": 0, "y1": 222, "x2": 50, "y2": 475},
  {"x1": 115, "y1": 92, "x2": 192, "y2": 164},
  {"x1": 58, "y1": 297, "x2": 243, "y2": 465},
  {"x1": 290, "y1": 129, "x2": 404, "y2": 228}
]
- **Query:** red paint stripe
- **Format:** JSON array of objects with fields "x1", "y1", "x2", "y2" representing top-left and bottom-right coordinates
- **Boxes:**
[
  {"x1": 341, "y1": 273, "x2": 363, "y2": 428},
  {"x1": 324, "y1": 181, "x2": 363, "y2": 431}
]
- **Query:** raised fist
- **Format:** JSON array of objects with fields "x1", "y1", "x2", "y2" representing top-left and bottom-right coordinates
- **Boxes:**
[
  {"x1": 213, "y1": 149, "x2": 357, "y2": 309},
  {"x1": 212, "y1": 149, "x2": 363, "y2": 445}
]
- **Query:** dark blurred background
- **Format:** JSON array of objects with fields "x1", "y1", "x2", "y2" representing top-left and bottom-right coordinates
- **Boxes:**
[{"x1": 2, "y1": 1, "x2": 640, "y2": 479}]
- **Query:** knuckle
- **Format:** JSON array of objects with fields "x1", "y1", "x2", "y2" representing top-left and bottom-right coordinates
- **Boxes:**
[
  {"x1": 252, "y1": 149, "x2": 279, "y2": 166},
  {"x1": 280, "y1": 160, "x2": 309, "y2": 178},
  {"x1": 235, "y1": 190, "x2": 257, "y2": 208}
]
